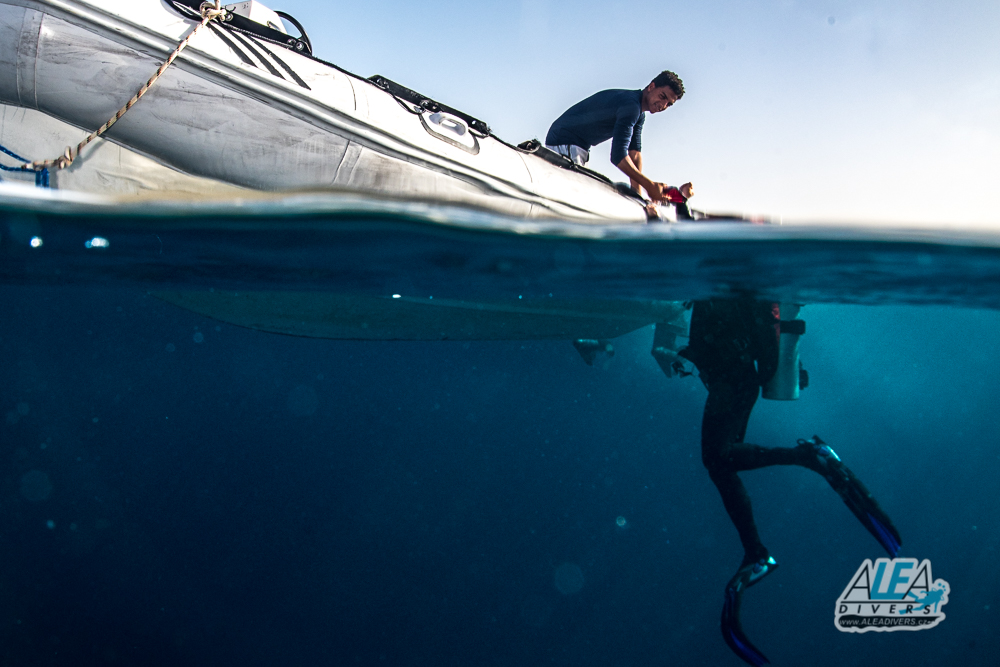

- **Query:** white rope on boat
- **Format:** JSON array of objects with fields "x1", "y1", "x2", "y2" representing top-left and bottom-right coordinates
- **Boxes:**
[{"x1": 25, "y1": 1, "x2": 227, "y2": 172}]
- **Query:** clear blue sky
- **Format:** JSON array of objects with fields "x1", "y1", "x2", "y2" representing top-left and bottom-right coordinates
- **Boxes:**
[{"x1": 281, "y1": 0, "x2": 998, "y2": 226}]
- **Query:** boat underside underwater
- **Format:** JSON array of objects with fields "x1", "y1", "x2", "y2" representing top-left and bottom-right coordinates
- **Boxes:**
[{"x1": 153, "y1": 291, "x2": 690, "y2": 341}]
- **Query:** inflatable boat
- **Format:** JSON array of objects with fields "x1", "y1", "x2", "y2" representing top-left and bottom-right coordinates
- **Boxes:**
[
  {"x1": 0, "y1": 0, "x2": 658, "y2": 222},
  {"x1": 0, "y1": 0, "x2": 730, "y2": 378}
]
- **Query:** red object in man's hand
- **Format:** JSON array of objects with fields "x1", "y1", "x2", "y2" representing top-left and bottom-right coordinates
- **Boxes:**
[{"x1": 663, "y1": 186, "x2": 687, "y2": 203}]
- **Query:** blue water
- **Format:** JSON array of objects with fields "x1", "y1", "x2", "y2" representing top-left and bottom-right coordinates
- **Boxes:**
[{"x1": 2, "y1": 204, "x2": 999, "y2": 666}]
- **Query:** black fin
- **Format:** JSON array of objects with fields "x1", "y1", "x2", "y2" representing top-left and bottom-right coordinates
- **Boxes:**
[{"x1": 721, "y1": 584, "x2": 770, "y2": 666}]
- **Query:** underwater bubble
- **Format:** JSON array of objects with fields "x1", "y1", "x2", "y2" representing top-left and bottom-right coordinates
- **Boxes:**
[
  {"x1": 165, "y1": 343, "x2": 176, "y2": 352},
  {"x1": 46, "y1": 520, "x2": 55, "y2": 529},
  {"x1": 287, "y1": 385, "x2": 318, "y2": 417},
  {"x1": 30, "y1": 236, "x2": 43, "y2": 248},
  {"x1": 554, "y1": 562, "x2": 585, "y2": 595},
  {"x1": 616, "y1": 516, "x2": 627, "y2": 527},
  {"x1": 20, "y1": 470, "x2": 53, "y2": 502},
  {"x1": 193, "y1": 332, "x2": 204, "y2": 343}
]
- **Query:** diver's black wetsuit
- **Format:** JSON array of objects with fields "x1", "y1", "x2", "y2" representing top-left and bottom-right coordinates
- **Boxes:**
[
  {"x1": 658, "y1": 297, "x2": 901, "y2": 666},
  {"x1": 680, "y1": 297, "x2": 806, "y2": 567}
]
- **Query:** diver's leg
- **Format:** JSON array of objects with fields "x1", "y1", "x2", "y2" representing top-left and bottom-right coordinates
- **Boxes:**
[
  {"x1": 700, "y1": 364, "x2": 773, "y2": 566},
  {"x1": 717, "y1": 441, "x2": 804, "y2": 472},
  {"x1": 702, "y1": 367, "x2": 807, "y2": 473},
  {"x1": 708, "y1": 468, "x2": 769, "y2": 566},
  {"x1": 701, "y1": 368, "x2": 782, "y2": 666}
]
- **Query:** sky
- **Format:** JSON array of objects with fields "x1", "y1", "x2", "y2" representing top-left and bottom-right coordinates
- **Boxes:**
[{"x1": 277, "y1": 0, "x2": 999, "y2": 227}]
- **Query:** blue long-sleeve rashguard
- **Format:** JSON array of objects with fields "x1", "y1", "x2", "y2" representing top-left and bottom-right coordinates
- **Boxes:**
[{"x1": 545, "y1": 89, "x2": 645, "y2": 165}]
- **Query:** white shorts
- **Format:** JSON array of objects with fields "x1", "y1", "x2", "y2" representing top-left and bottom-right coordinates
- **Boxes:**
[{"x1": 545, "y1": 144, "x2": 590, "y2": 167}]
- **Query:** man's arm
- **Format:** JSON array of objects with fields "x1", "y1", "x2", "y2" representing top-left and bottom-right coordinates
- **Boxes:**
[
  {"x1": 627, "y1": 150, "x2": 644, "y2": 195},
  {"x1": 619, "y1": 152, "x2": 695, "y2": 203},
  {"x1": 616, "y1": 152, "x2": 665, "y2": 201}
]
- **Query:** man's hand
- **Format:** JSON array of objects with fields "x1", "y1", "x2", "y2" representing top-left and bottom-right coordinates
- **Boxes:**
[{"x1": 645, "y1": 181, "x2": 667, "y2": 202}]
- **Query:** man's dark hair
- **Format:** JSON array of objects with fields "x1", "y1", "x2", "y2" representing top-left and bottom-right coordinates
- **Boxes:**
[{"x1": 652, "y1": 70, "x2": 684, "y2": 98}]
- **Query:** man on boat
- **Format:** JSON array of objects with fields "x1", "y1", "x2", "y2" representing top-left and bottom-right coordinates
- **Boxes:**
[{"x1": 545, "y1": 70, "x2": 692, "y2": 205}]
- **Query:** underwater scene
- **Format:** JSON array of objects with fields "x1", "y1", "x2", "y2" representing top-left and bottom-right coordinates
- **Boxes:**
[{"x1": 2, "y1": 205, "x2": 998, "y2": 666}]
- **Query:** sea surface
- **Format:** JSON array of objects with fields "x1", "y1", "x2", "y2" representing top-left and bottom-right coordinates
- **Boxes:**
[{"x1": 2, "y1": 191, "x2": 999, "y2": 666}]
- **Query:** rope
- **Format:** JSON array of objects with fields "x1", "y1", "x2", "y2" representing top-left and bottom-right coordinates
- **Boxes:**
[
  {"x1": 0, "y1": 142, "x2": 49, "y2": 186},
  {"x1": 0, "y1": 143, "x2": 30, "y2": 163},
  {"x1": 23, "y1": 1, "x2": 226, "y2": 173}
]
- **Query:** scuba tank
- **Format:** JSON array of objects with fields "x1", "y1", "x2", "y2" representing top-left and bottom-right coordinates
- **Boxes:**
[{"x1": 762, "y1": 303, "x2": 806, "y2": 400}]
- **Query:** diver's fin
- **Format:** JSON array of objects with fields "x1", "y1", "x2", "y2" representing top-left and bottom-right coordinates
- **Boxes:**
[
  {"x1": 572, "y1": 339, "x2": 614, "y2": 366},
  {"x1": 798, "y1": 436, "x2": 902, "y2": 557},
  {"x1": 721, "y1": 557, "x2": 777, "y2": 667}
]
